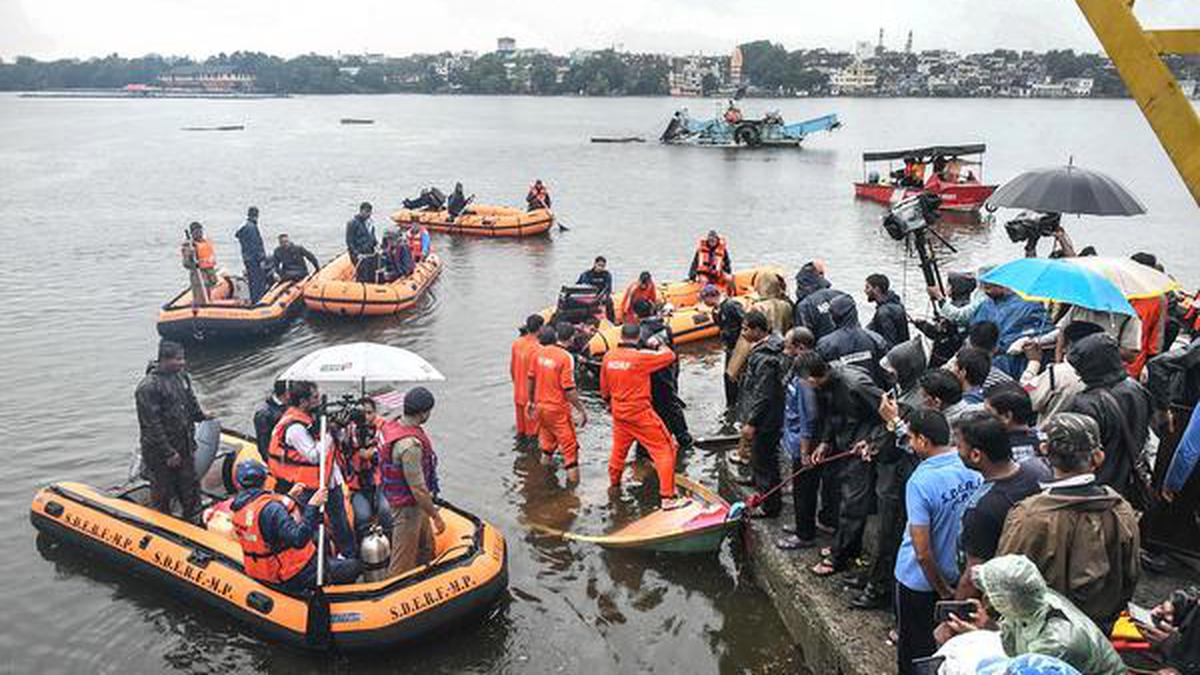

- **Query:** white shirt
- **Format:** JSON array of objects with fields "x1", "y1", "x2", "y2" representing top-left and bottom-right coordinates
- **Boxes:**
[{"x1": 284, "y1": 420, "x2": 344, "y2": 486}]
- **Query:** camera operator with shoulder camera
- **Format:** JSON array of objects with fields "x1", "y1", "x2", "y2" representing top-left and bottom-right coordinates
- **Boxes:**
[
  {"x1": 334, "y1": 397, "x2": 393, "y2": 539},
  {"x1": 1004, "y1": 212, "x2": 1075, "y2": 258}
]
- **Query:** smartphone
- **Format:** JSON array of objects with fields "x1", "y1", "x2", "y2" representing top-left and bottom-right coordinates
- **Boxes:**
[
  {"x1": 934, "y1": 600, "x2": 976, "y2": 623},
  {"x1": 1128, "y1": 602, "x2": 1155, "y2": 626}
]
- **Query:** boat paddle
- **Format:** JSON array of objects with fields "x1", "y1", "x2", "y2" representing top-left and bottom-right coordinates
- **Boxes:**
[{"x1": 742, "y1": 449, "x2": 858, "y2": 511}]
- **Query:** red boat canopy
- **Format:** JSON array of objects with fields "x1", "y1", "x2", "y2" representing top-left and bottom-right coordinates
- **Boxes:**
[{"x1": 863, "y1": 143, "x2": 987, "y2": 162}]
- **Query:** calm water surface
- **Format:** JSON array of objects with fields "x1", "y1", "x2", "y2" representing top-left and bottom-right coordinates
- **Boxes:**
[{"x1": 0, "y1": 94, "x2": 1195, "y2": 674}]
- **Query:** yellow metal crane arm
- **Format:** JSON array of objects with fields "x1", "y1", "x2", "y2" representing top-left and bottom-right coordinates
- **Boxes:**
[{"x1": 1075, "y1": 0, "x2": 1200, "y2": 205}]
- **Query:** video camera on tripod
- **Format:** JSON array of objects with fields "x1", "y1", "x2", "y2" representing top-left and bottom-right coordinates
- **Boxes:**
[
  {"x1": 881, "y1": 192, "x2": 955, "y2": 295},
  {"x1": 1003, "y1": 211, "x2": 1062, "y2": 256}
]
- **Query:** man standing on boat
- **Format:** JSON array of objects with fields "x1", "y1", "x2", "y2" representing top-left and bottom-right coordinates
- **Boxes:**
[
  {"x1": 601, "y1": 323, "x2": 685, "y2": 510},
  {"x1": 235, "y1": 206, "x2": 270, "y2": 303},
  {"x1": 527, "y1": 324, "x2": 589, "y2": 485},
  {"x1": 379, "y1": 387, "x2": 444, "y2": 575},
  {"x1": 345, "y1": 202, "x2": 378, "y2": 283},
  {"x1": 688, "y1": 230, "x2": 733, "y2": 295},
  {"x1": 135, "y1": 340, "x2": 209, "y2": 522}
]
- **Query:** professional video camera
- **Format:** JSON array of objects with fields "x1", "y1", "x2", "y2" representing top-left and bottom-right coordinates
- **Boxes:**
[
  {"x1": 883, "y1": 192, "x2": 943, "y2": 241},
  {"x1": 1003, "y1": 211, "x2": 1061, "y2": 244}
]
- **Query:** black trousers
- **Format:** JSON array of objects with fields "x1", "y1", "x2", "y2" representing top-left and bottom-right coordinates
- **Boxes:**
[
  {"x1": 751, "y1": 429, "x2": 783, "y2": 516},
  {"x1": 831, "y1": 456, "x2": 875, "y2": 568},
  {"x1": 896, "y1": 582, "x2": 939, "y2": 675},
  {"x1": 245, "y1": 258, "x2": 269, "y2": 303},
  {"x1": 792, "y1": 456, "x2": 820, "y2": 540},
  {"x1": 867, "y1": 455, "x2": 918, "y2": 588},
  {"x1": 723, "y1": 348, "x2": 739, "y2": 409},
  {"x1": 352, "y1": 254, "x2": 377, "y2": 282},
  {"x1": 651, "y1": 372, "x2": 691, "y2": 446},
  {"x1": 145, "y1": 453, "x2": 201, "y2": 521},
  {"x1": 819, "y1": 462, "x2": 841, "y2": 528}
]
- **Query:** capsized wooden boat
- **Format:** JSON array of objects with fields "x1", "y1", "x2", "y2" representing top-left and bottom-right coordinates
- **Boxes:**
[
  {"x1": 157, "y1": 274, "x2": 309, "y2": 342},
  {"x1": 556, "y1": 476, "x2": 742, "y2": 553},
  {"x1": 303, "y1": 252, "x2": 442, "y2": 317},
  {"x1": 30, "y1": 474, "x2": 507, "y2": 651},
  {"x1": 590, "y1": 136, "x2": 645, "y2": 143},
  {"x1": 392, "y1": 205, "x2": 553, "y2": 238}
]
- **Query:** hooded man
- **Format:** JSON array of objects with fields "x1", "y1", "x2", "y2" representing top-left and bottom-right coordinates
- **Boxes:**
[
  {"x1": 816, "y1": 293, "x2": 890, "y2": 387},
  {"x1": 793, "y1": 260, "x2": 830, "y2": 305},
  {"x1": 737, "y1": 310, "x2": 788, "y2": 517},
  {"x1": 1065, "y1": 333, "x2": 1153, "y2": 504},
  {"x1": 865, "y1": 273, "x2": 909, "y2": 348}
]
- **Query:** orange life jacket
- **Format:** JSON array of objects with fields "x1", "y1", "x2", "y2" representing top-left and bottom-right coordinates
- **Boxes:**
[
  {"x1": 266, "y1": 408, "x2": 329, "y2": 489},
  {"x1": 193, "y1": 238, "x2": 216, "y2": 269},
  {"x1": 696, "y1": 237, "x2": 729, "y2": 280},
  {"x1": 232, "y1": 491, "x2": 315, "y2": 583}
]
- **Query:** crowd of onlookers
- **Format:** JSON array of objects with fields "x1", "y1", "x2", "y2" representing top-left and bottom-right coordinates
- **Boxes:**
[{"x1": 716, "y1": 254, "x2": 1200, "y2": 674}]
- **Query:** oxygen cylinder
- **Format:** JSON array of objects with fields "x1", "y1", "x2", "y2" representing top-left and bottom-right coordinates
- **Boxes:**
[{"x1": 360, "y1": 525, "x2": 391, "y2": 582}]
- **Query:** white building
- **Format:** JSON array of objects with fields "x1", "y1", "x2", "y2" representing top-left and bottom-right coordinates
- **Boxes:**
[
  {"x1": 1061, "y1": 77, "x2": 1094, "y2": 97},
  {"x1": 669, "y1": 56, "x2": 722, "y2": 97},
  {"x1": 497, "y1": 37, "x2": 516, "y2": 54},
  {"x1": 831, "y1": 61, "x2": 877, "y2": 95}
]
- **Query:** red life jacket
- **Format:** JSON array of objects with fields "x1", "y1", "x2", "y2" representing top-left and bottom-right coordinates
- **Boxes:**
[
  {"x1": 407, "y1": 227, "x2": 427, "y2": 263},
  {"x1": 379, "y1": 421, "x2": 439, "y2": 507},
  {"x1": 266, "y1": 408, "x2": 330, "y2": 489},
  {"x1": 337, "y1": 420, "x2": 382, "y2": 492},
  {"x1": 232, "y1": 491, "x2": 315, "y2": 584},
  {"x1": 696, "y1": 237, "x2": 729, "y2": 281}
]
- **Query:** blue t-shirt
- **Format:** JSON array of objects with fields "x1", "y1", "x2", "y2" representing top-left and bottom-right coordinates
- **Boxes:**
[{"x1": 895, "y1": 451, "x2": 982, "y2": 591}]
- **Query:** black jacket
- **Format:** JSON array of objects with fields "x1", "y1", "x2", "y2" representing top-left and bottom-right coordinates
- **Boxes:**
[
  {"x1": 816, "y1": 294, "x2": 890, "y2": 386},
  {"x1": 1066, "y1": 333, "x2": 1153, "y2": 496},
  {"x1": 345, "y1": 214, "x2": 377, "y2": 257},
  {"x1": 1164, "y1": 587, "x2": 1200, "y2": 675},
  {"x1": 736, "y1": 334, "x2": 786, "y2": 432},
  {"x1": 818, "y1": 363, "x2": 887, "y2": 451},
  {"x1": 867, "y1": 290, "x2": 910, "y2": 348},
  {"x1": 716, "y1": 298, "x2": 745, "y2": 352},
  {"x1": 135, "y1": 364, "x2": 205, "y2": 463},
  {"x1": 447, "y1": 189, "x2": 468, "y2": 218},
  {"x1": 272, "y1": 243, "x2": 320, "y2": 279},
  {"x1": 794, "y1": 288, "x2": 850, "y2": 342},
  {"x1": 1146, "y1": 336, "x2": 1200, "y2": 411},
  {"x1": 576, "y1": 268, "x2": 613, "y2": 295},
  {"x1": 253, "y1": 396, "x2": 286, "y2": 462},
  {"x1": 794, "y1": 263, "x2": 831, "y2": 304}
]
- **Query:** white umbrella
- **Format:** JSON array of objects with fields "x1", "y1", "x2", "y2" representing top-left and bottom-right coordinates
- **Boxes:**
[
  {"x1": 278, "y1": 342, "x2": 445, "y2": 385},
  {"x1": 278, "y1": 342, "x2": 444, "y2": 586}
]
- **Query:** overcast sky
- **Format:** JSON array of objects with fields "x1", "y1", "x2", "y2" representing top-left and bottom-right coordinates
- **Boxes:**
[{"x1": 3, "y1": 0, "x2": 1196, "y2": 60}]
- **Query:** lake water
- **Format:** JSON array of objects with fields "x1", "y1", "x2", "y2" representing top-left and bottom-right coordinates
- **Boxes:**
[{"x1": 0, "y1": 93, "x2": 1195, "y2": 674}]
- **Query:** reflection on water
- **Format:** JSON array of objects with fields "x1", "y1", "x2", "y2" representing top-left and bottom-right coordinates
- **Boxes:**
[{"x1": 1, "y1": 94, "x2": 1194, "y2": 674}]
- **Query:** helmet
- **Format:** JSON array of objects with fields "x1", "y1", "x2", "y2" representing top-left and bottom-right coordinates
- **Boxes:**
[{"x1": 236, "y1": 460, "x2": 268, "y2": 489}]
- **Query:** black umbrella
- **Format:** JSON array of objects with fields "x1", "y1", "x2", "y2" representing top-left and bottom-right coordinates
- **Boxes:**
[{"x1": 986, "y1": 160, "x2": 1147, "y2": 216}]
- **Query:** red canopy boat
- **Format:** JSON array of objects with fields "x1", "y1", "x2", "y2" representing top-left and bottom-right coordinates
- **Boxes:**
[{"x1": 854, "y1": 143, "x2": 998, "y2": 212}]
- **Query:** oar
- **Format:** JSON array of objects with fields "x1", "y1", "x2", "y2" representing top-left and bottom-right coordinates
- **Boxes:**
[
  {"x1": 743, "y1": 449, "x2": 857, "y2": 510},
  {"x1": 693, "y1": 433, "x2": 740, "y2": 451}
]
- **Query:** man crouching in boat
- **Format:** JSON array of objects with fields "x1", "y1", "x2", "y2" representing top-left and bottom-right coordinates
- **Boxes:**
[
  {"x1": 231, "y1": 461, "x2": 362, "y2": 591},
  {"x1": 379, "y1": 387, "x2": 445, "y2": 575}
]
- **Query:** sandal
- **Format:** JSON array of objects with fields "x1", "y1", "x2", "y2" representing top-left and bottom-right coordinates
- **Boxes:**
[
  {"x1": 809, "y1": 558, "x2": 841, "y2": 577},
  {"x1": 820, "y1": 546, "x2": 833, "y2": 558}
]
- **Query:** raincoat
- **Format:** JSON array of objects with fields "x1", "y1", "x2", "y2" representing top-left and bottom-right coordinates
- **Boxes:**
[{"x1": 973, "y1": 555, "x2": 1125, "y2": 675}]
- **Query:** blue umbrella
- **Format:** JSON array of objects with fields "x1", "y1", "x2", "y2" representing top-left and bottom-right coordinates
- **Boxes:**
[{"x1": 981, "y1": 258, "x2": 1135, "y2": 315}]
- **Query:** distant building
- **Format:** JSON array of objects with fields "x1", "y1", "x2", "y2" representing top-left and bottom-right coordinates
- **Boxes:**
[
  {"x1": 158, "y1": 65, "x2": 255, "y2": 92},
  {"x1": 855, "y1": 41, "x2": 875, "y2": 62},
  {"x1": 730, "y1": 46, "x2": 743, "y2": 86},
  {"x1": 832, "y1": 61, "x2": 877, "y2": 94},
  {"x1": 1061, "y1": 77, "x2": 1094, "y2": 97},
  {"x1": 669, "y1": 55, "x2": 723, "y2": 97},
  {"x1": 497, "y1": 37, "x2": 516, "y2": 54}
]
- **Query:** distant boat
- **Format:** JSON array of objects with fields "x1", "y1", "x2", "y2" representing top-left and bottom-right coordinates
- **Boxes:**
[
  {"x1": 854, "y1": 143, "x2": 998, "y2": 212},
  {"x1": 340, "y1": 118, "x2": 375, "y2": 125},
  {"x1": 181, "y1": 125, "x2": 245, "y2": 132},
  {"x1": 661, "y1": 105, "x2": 840, "y2": 148},
  {"x1": 590, "y1": 136, "x2": 645, "y2": 144}
]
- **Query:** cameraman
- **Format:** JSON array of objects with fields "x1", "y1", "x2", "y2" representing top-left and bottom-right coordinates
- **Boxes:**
[
  {"x1": 1007, "y1": 212, "x2": 1075, "y2": 258},
  {"x1": 338, "y1": 397, "x2": 393, "y2": 539}
]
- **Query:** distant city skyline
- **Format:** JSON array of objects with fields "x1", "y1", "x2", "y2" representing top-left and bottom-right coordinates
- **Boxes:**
[{"x1": 2, "y1": 0, "x2": 1196, "y2": 61}]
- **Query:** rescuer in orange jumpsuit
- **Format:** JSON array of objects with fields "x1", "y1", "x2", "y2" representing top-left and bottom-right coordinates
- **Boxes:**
[
  {"x1": 510, "y1": 314, "x2": 545, "y2": 440},
  {"x1": 600, "y1": 323, "x2": 686, "y2": 510},
  {"x1": 527, "y1": 323, "x2": 589, "y2": 484}
]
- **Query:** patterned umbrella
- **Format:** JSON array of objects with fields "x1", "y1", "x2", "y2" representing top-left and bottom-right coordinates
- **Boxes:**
[
  {"x1": 1067, "y1": 256, "x2": 1179, "y2": 299},
  {"x1": 981, "y1": 258, "x2": 1135, "y2": 315},
  {"x1": 986, "y1": 160, "x2": 1146, "y2": 216}
]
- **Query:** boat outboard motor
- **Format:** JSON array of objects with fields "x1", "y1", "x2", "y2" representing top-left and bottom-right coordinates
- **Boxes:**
[
  {"x1": 556, "y1": 285, "x2": 608, "y2": 325},
  {"x1": 361, "y1": 525, "x2": 392, "y2": 582}
]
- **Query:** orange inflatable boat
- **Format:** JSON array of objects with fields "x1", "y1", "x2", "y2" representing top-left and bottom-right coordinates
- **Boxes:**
[
  {"x1": 541, "y1": 267, "x2": 785, "y2": 359},
  {"x1": 30, "y1": 475, "x2": 507, "y2": 651},
  {"x1": 392, "y1": 205, "x2": 553, "y2": 238},
  {"x1": 303, "y1": 252, "x2": 442, "y2": 317},
  {"x1": 158, "y1": 275, "x2": 309, "y2": 342}
]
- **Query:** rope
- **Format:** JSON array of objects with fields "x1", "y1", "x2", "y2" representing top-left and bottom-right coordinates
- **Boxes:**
[{"x1": 746, "y1": 450, "x2": 857, "y2": 508}]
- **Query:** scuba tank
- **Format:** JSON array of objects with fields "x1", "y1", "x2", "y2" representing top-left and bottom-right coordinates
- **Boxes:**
[{"x1": 360, "y1": 525, "x2": 391, "y2": 582}]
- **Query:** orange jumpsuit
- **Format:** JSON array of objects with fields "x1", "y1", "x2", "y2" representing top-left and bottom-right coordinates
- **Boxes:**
[
  {"x1": 510, "y1": 333, "x2": 541, "y2": 437},
  {"x1": 600, "y1": 345, "x2": 678, "y2": 497},
  {"x1": 528, "y1": 344, "x2": 579, "y2": 467}
]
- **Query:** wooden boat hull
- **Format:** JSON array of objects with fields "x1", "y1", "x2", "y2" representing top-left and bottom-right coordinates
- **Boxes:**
[
  {"x1": 157, "y1": 275, "x2": 309, "y2": 342},
  {"x1": 392, "y1": 205, "x2": 553, "y2": 238},
  {"x1": 303, "y1": 252, "x2": 442, "y2": 317},
  {"x1": 30, "y1": 481, "x2": 507, "y2": 651},
  {"x1": 854, "y1": 181, "x2": 997, "y2": 211},
  {"x1": 561, "y1": 475, "x2": 739, "y2": 553}
]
